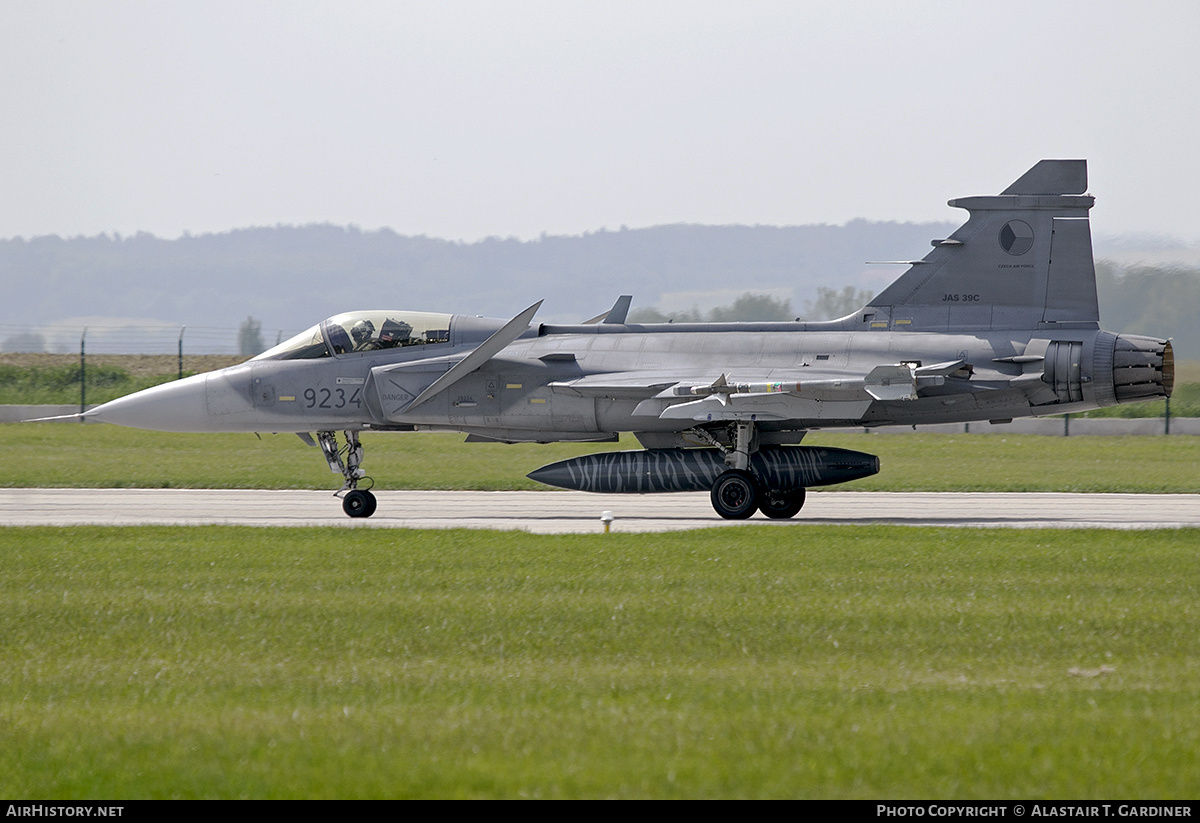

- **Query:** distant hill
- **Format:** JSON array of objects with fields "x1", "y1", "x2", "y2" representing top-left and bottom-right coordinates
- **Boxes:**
[
  {"x1": 3, "y1": 222, "x2": 1197, "y2": 359},
  {"x1": 0, "y1": 221, "x2": 956, "y2": 330}
]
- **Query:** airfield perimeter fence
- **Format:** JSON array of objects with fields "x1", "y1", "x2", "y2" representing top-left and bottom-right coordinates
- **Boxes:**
[
  {"x1": 1, "y1": 321, "x2": 1194, "y2": 433},
  {"x1": 0, "y1": 321, "x2": 304, "y2": 360},
  {"x1": 0, "y1": 321, "x2": 306, "y2": 414}
]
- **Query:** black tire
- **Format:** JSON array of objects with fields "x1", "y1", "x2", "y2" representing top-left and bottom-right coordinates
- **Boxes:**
[
  {"x1": 710, "y1": 470, "x2": 759, "y2": 519},
  {"x1": 760, "y1": 488, "x2": 806, "y2": 519},
  {"x1": 343, "y1": 489, "x2": 376, "y2": 518}
]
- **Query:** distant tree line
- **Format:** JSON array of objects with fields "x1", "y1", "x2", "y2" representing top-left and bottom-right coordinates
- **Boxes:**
[
  {"x1": 628, "y1": 286, "x2": 875, "y2": 323},
  {"x1": 1095, "y1": 262, "x2": 1200, "y2": 360}
]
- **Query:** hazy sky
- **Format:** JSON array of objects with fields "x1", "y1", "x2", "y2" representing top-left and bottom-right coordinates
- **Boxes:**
[{"x1": 3, "y1": 0, "x2": 1198, "y2": 242}]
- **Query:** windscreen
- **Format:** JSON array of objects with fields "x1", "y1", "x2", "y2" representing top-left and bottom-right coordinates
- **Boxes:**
[
  {"x1": 252, "y1": 312, "x2": 453, "y2": 361},
  {"x1": 252, "y1": 325, "x2": 329, "y2": 361}
]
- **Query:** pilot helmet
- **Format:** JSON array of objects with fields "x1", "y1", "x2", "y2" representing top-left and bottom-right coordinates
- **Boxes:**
[{"x1": 350, "y1": 319, "x2": 375, "y2": 345}]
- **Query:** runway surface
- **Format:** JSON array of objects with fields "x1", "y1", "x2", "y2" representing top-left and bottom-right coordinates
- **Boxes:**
[{"x1": 3, "y1": 489, "x2": 1199, "y2": 532}]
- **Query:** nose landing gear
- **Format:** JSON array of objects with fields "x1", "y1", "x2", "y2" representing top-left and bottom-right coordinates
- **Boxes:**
[{"x1": 316, "y1": 430, "x2": 377, "y2": 518}]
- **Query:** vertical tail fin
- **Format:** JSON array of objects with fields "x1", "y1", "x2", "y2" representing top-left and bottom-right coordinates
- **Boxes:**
[{"x1": 865, "y1": 160, "x2": 1099, "y2": 331}]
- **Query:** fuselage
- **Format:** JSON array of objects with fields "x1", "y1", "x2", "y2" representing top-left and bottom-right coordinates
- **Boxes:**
[{"x1": 86, "y1": 313, "x2": 1173, "y2": 440}]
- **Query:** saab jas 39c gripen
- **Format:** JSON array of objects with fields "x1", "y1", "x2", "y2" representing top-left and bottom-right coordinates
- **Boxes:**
[{"x1": 57, "y1": 160, "x2": 1174, "y2": 519}]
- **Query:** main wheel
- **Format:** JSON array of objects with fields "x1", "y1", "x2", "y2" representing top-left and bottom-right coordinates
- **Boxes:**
[
  {"x1": 343, "y1": 489, "x2": 377, "y2": 518},
  {"x1": 760, "y1": 488, "x2": 806, "y2": 519},
  {"x1": 710, "y1": 470, "x2": 759, "y2": 519}
]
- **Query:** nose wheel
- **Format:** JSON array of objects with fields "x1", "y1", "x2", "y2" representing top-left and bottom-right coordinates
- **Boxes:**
[{"x1": 342, "y1": 488, "x2": 377, "y2": 518}]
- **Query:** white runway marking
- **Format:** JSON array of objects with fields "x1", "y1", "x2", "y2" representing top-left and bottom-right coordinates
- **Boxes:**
[{"x1": 2, "y1": 489, "x2": 1199, "y2": 532}]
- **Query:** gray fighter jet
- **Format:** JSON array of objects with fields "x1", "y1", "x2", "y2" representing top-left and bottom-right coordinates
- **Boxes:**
[{"x1": 61, "y1": 160, "x2": 1174, "y2": 518}]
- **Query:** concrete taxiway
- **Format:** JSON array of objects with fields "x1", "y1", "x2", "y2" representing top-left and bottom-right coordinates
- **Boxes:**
[{"x1": 2, "y1": 489, "x2": 1198, "y2": 532}]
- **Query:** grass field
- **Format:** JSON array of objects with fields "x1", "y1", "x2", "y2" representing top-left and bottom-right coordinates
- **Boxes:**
[
  {"x1": 0, "y1": 355, "x2": 246, "y2": 405},
  {"x1": 4, "y1": 423, "x2": 1200, "y2": 493},
  {"x1": 2, "y1": 525, "x2": 1198, "y2": 799}
]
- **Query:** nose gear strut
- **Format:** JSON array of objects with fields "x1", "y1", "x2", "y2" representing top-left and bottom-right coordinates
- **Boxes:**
[{"x1": 316, "y1": 430, "x2": 377, "y2": 517}]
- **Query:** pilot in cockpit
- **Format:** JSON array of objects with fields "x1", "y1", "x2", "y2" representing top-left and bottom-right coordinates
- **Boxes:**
[{"x1": 350, "y1": 319, "x2": 376, "y2": 351}]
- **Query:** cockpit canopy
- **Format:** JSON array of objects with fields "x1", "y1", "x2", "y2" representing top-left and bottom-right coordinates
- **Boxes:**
[{"x1": 253, "y1": 311, "x2": 453, "y2": 361}]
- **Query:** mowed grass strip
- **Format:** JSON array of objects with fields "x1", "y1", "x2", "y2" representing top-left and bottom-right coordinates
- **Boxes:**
[
  {"x1": 2, "y1": 525, "x2": 1198, "y2": 798},
  {"x1": 5, "y1": 423, "x2": 1200, "y2": 492}
]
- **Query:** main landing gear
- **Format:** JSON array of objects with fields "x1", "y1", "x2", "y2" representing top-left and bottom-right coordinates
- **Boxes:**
[
  {"x1": 758, "y1": 487, "x2": 807, "y2": 520},
  {"x1": 709, "y1": 470, "x2": 807, "y2": 520},
  {"x1": 317, "y1": 430, "x2": 377, "y2": 518},
  {"x1": 710, "y1": 469, "x2": 759, "y2": 519},
  {"x1": 704, "y1": 422, "x2": 807, "y2": 521}
]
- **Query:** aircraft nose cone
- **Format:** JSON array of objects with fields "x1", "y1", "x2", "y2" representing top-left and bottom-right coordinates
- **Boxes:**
[{"x1": 87, "y1": 372, "x2": 214, "y2": 432}]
